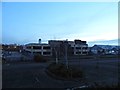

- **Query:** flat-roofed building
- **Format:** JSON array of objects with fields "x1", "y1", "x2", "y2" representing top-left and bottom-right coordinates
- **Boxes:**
[
  {"x1": 49, "y1": 39, "x2": 88, "y2": 56},
  {"x1": 24, "y1": 39, "x2": 88, "y2": 58},
  {"x1": 69, "y1": 39, "x2": 88, "y2": 55},
  {"x1": 48, "y1": 40, "x2": 64, "y2": 57},
  {"x1": 24, "y1": 43, "x2": 52, "y2": 56}
]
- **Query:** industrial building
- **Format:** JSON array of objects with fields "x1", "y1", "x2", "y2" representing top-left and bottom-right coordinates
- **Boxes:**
[
  {"x1": 49, "y1": 39, "x2": 88, "y2": 56},
  {"x1": 70, "y1": 40, "x2": 88, "y2": 55},
  {"x1": 24, "y1": 39, "x2": 52, "y2": 56},
  {"x1": 24, "y1": 39, "x2": 88, "y2": 58}
]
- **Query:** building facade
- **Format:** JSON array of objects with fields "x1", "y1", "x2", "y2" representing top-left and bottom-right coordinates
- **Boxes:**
[
  {"x1": 24, "y1": 43, "x2": 52, "y2": 56},
  {"x1": 49, "y1": 39, "x2": 88, "y2": 56},
  {"x1": 24, "y1": 39, "x2": 88, "y2": 59},
  {"x1": 69, "y1": 40, "x2": 88, "y2": 55},
  {"x1": 90, "y1": 45, "x2": 120, "y2": 55}
]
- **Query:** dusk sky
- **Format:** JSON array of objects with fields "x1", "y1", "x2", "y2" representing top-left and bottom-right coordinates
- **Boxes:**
[{"x1": 2, "y1": 2, "x2": 118, "y2": 46}]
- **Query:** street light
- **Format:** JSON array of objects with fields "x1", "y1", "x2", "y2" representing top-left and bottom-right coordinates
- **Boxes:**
[
  {"x1": 65, "y1": 40, "x2": 68, "y2": 69},
  {"x1": 53, "y1": 46, "x2": 58, "y2": 64},
  {"x1": 55, "y1": 48, "x2": 58, "y2": 64}
]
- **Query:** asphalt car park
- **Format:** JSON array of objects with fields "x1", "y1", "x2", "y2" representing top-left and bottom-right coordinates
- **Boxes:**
[{"x1": 2, "y1": 58, "x2": 119, "y2": 88}]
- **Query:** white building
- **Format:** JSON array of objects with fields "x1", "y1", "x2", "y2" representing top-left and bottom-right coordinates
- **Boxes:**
[{"x1": 24, "y1": 43, "x2": 52, "y2": 56}]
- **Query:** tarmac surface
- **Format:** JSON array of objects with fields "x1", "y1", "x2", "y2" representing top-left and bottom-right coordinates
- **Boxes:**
[{"x1": 2, "y1": 58, "x2": 120, "y2": 88}]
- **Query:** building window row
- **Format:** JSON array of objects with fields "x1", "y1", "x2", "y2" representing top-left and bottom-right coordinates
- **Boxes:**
[
  {"x1": 26, "y1": 46, "x2": 51, "y2": 50},
  {"x1": 33, "y1": 46, "x2": 41, "y2": 49},
  {"x1": 43, "y1": 46, "x2": 51, "y2": 49}
]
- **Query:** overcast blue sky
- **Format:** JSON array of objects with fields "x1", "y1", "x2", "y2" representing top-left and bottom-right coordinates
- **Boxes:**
[{"x1": 2, "y1": 2, "x2": 118, "y2": 45}]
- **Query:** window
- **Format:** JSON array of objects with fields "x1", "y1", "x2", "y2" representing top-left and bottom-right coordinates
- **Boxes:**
[
  {"x1": 43, "y1": 52, "x2": 51, "y2": 55},
  {"x1": 43, "y1": 46, "x2": 51, "y2": 49},
  {"x1": 82, "y1": 47, "x2": 88, "y2": 49},
  {"x1": 27, "y1": 46, "x2": 31, "y2": 49},
  {"x1": 76, "y1": 47, "x2": 81, "y2": 49},
  {"x1": 76, "y1": 52, "x2": 81, "y2": 54},
  {"x1": 33, "y1": 46, "x2": 41, "y2": 49}
]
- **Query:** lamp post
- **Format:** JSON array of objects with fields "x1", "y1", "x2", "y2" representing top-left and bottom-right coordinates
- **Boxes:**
[
  {"x1": 65, "y1": 40, "x2": 68, "y2": 69},
  {"x1": 55, "y1": 50, "x2": 58, "y2": 64},
  {"x1": 54, "y1": 47, "x2": 58, "y2": 64}
]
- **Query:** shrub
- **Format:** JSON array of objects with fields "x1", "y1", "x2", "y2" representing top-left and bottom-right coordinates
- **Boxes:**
[
  {"x1": 47, "y1": 63, "x2": 83, "y2": 79},
  {"x1": 34, "y1": 54, "x2": 47, "y2": 62}
]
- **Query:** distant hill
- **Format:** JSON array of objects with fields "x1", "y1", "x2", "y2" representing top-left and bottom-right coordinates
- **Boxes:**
[{"x1": 88, "y1": 39, "x2": 120, "y2": 47}]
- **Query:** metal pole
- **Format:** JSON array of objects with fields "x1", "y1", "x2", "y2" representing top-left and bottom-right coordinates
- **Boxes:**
[
  {"x1": 31, "y1": 46, "x2": 34, "y2": 59},
  {"x1": 54, "y1": 47, "x2": 58, "y2": 64},
  {"x1": 65, "y1": 42, "x2": 68, "y2": 69},
  {"x1": 55, "y1": 50, "x2": 58, "y2": 64}
]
